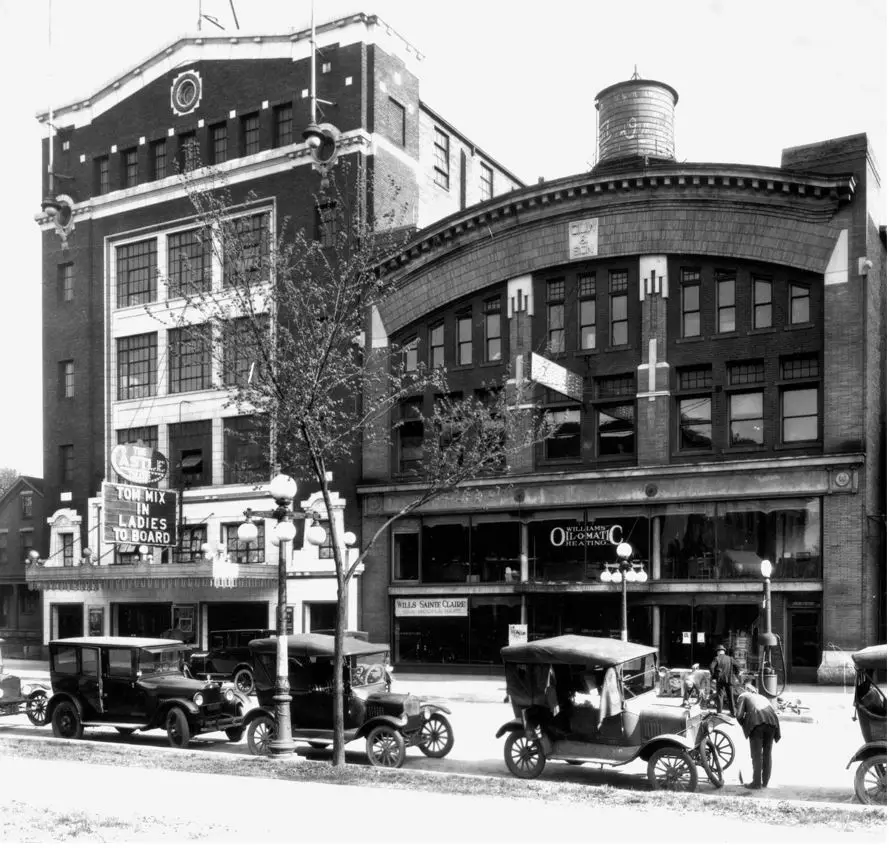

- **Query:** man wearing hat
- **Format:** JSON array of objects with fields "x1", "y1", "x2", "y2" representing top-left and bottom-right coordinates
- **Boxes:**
[
  {"x1": 709, "y1": 644, "x2": 737, "y2": 716},
  {"x1": 736, "y1": 682, "x2": 781, "y2": 789}
]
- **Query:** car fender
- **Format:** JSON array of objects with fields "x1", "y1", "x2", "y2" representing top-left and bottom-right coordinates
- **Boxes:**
[
  {"x1": 846, "y1": 741, "x2": 887, "y2": 769},
  {"x1": 420, "y1": 701, "x2": 451, "y2": 717},
  {"x1": 638, "y1": 733, "x2": 695, "y2": 761},
  {"x1": 149, "y1": 697, "x2": 200, "y2": 727},
  {"x1": 47, "y1": 691, "x2": 87, "y2": 720},
  {"x1": 242, "y1": 705, "x2": 276, "y2": 727},
  {"x1": 495, "y1": 719, "x2": 524, "y2": 739},
  {"x1": 355, "y1": 714, "x2": 408, "y2": 740},
  {"x1": 704, "y1": 713, "x2": 734, "y2": 731}
]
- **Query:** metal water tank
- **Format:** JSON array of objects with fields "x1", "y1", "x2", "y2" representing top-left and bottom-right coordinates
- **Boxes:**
[{"x1": 595, "y1": 77, "x2": 679, "y2": 165}]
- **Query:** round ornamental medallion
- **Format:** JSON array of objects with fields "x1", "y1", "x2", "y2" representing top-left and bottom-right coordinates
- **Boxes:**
[
  {"x1": 834, "y1": 470, "x2": 851, "y2": 488},
  {"x1": 170, "y1": 70, "x2": 202, "y2": 116}
]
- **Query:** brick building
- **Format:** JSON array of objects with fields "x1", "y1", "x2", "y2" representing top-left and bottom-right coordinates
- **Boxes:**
[
  {"x1": 359, "y1": 77, "x2": 886, "y2": 682},
  {"x1": 31, "y1": 14, "x2": 522, "y2": 649}
]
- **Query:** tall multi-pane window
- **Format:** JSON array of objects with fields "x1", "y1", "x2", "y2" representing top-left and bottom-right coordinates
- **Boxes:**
[
  {"x1": 546, "y1": 279, "x2": 565, "y2": 354},
  {"x1": 609, "y1": 270, "x2": 629, "y2": 346},
  {"x1": 122, "y1": 148, "x2": 138, "y2": 188},
  {"x1": 151, "y1": 139, "x2": 167, "y2": 180},
  {"x1": 169, "y1": 420, "x2": 213, "y2": 488},
  {"x1": 484, "y1": 298, "x2": 501, "y2": 362},
  {"x1": 429, "y1": 322, "x2": 444, "y2": 368},
  {"x1": 403, "y1": 337, "x2": 418, "y2": 372},
  {"x1": 680, "y1": 268, "x2": 701, "y2": 337},
  {"x1": 0, "y1": 534, "x2": 7, "y2": 566},
  {"x1": 544, "y1": 407, "x2": 581, "y2": 459},
  {"x1": 597, "y1": 375, "x2": 635, "y2": 456},
  {"x1": 433, "y1": 127, "x2": 450, "y2": 189},
  {"x1": 456, "y1": 313, "x2": 473, "y2": 365},
  {"x1": 780, "y1": 354, "x2": 819, "y2": 442},
  {"x1": 387, "y1": 98, "x2": 406, "y2": 147},
  {"x1": 168, "y1": 325, "x2": 212, "y2": 393},
  {"x1": 96, "y1": 156, "x2": 110, "y2": 194},
  {"x1": 179, "y1": 131, "x2": 200, "y2": 172},
  {"x1": 273, "y1": 104, "x2": 293, "y2": 147},
  {"x1": 716, "y1": 271, "x2": 736, "y2": 333},
  {"x1": 174, "y1": 526, "x2": 207, "y2": 563},
  {"x1": 790, "y1": 283, "x2": 811, "y2": 324},
  {"x1": 116, "y1": 426, "x2": 158, "y2": 450},
  {"x1": 59, "y1": 444, "x2": 73, "y2": 487},
  {"x1": 729, "y1": 393, "x2": 764, "y2": 445},
  {"x1": 117, "y1": 333, "x2": 157, "y2": 400},
  {"x1": 480, "y1": 163, "x2": 494, "y2": 200},
  {"x1": 61, "y1": 533, "x2": 74, "y2": 568},
  {"x1": 753, "y1": 277, "x2": 773, "y2": 328},
  {"x1": 58, "y1": 263, "x2": 74, "y2": 302},
  {"x1": 223, "y1": 315, "x2": 268, "y2": 386},
  {"x1": 59, "y1": 360, "x2": 74, "y2": 398},
  {"x1": 223, "y1": 415, "x2": 268, "y2": 484},
  {"x1": 116, "y1": 239, "x2": 157, "y2": 307},
  {"x1": 223, "y1": 522, "x2": 265, "y2": 563},
  {"x1": 167, "y1": 229, "x2": 211, "y2": 297},
  {"x1": 21, "y1": 492, "x2": 33, "y2": 519},
  {"x1": 210, "y1": 123, "x2": 228, "y2": 165},
  {"x1": 579, "y1": 273, "x2": 596, "y2": 349},
  {"x1": 678, "y1": 396, "x2": 712, "y2": 450},
  {"x1": 315, "y1": 201, "x2": 338, "y2": 248},
  {"x1": 397, "y1": 398, "x2": 424, "y2": 473},
  {"x1": 223, "y1": 213, "x2": 269, "y2": 286},
  {"x1": 241, "y1": 113, "x2": 260, "y2": 156}
]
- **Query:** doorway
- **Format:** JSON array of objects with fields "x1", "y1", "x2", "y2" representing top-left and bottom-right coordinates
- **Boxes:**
[
  {"x1": 53, "y1": 604, "x2": 84, "y2": 639},
  {"x1": 788, "y1": 607, "x2": 821, "y2": 684}
]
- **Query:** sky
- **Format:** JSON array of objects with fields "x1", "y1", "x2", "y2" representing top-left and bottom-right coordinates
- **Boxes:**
[{"x1": 0, "y1": 0, "x2": 885, "y2": 479}]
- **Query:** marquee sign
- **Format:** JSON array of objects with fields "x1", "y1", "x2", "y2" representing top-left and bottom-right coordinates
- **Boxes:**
[
  {"x1": 111, "y1": 444, "x2": 169, "y2": 486},
  {"x1": 102, "y1": 482, "x2": 177, "y2": 546},
  {"x1": 394, "y1": 598, "x2": 468, "y2": 618}
]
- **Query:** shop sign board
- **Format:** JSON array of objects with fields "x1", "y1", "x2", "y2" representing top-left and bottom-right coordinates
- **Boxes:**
[
  {"x1": 549, "y1": 523, "x2": 625, "y2": 548},
  {"x1": 111, "y1": 444, "x2": 169, "y2": 485},
  {"x1": 102, "y1": 482, "x2": 177, "y2": 546},
  {"x1": 394, "y1": 598, "x2": 468, "y2": 618},
  {"x1": 529, "y1": 353, "x2": 584, "y2": 403},
  {"x1": 508, "y1": 624, "x2": 528, "y2": 645},
  {"x1": 568, "y1": 217, "x2": 599, "y2": 260}
]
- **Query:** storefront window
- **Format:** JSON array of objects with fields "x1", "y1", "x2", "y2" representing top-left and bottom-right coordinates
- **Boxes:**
[
  {"x1": 393, "y1": 531, "x2": 419, "y2": 581},
  {"x1": 471, "y1": 521, "x2": 520, "y2": 582},
  {"x1": 468, "y1": 596, "x2": 522, "y2": 664},
  {"x1": 661, "y1": 511, "x2": 717, "y2": 580},
  {"x1": 422, "y1": 522, "x2": 470, "y2": 583}
]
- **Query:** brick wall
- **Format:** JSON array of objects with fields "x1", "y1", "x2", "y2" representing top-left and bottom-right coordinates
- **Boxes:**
[{"x1": 358, "y1": 513, "x2": 391, "y2": 642}]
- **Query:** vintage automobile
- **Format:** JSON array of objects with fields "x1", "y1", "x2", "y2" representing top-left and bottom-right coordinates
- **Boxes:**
[
  {"x1": 847, "y1": 643, "x2": 886, "y2": 805},
  {"x1": 497, "y1": 635, "x2": 732, "y2": 791},
  {"x1": 185, "y1": 628, "x2": 273, "y2": 693},
  {"x1": 46, "y1": 636, "x2": 249, "y2": 747},
  {"x1": 243, "y1": 633, "x2": 454, "y2": 768},
  {"x1": 0, "y1": 638, "x2": 49, "y2": 727}
]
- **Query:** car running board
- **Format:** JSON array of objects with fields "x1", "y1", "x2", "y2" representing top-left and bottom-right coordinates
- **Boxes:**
[{"x1": 82, "y1": 721, "x2": 144, "y2": 729}]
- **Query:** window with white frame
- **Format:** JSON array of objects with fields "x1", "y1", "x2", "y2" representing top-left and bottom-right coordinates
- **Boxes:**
[
  {"x1": 752, "y1": 276, "x2": 773, "y2": 329},
  {"x1": 117, "y1": 333, "x2": 157, "y2": 400},
  {"x1": 433, "y1": 127, "x2": 450, "y2": 189},
  {"x1": 116, "y1": 239, "x2": 157, "y2": 308},
  {"x1": 546, "y1": 279, "x2": 565, "y2": 354}
]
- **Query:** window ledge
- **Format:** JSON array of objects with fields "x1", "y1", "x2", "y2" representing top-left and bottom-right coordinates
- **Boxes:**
[
  {"x1": 674, "y1": 449, "x2": 715, "y2": 457},
  {"x1": 787, "y1": 322, "x2": 816, "y2": 331},
  {"x1": 605, "y1": 344, "x2": 633, "y2": 353},
  {"x1": 749, "y1": 327, "x2": 777, "y2": 335},
  {"x1": 723, "y1": 445, "x2": 766, "y2": 454},
  {"x1": 711, "y1": 331, "x2": 739, "y2": 340},
  {"x1": 675, "y1": 337, "x2": 704, "y2": 345}
]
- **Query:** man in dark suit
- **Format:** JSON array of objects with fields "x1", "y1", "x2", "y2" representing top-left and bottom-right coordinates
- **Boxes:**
[
  {"x1": 709, "y1": 645, "x2": 737, "y2": 716},
  {"x1": 736, "y1": 683, "x2": 781, "y2": 789}
]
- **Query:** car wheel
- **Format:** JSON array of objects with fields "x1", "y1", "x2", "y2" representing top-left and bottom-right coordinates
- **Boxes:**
[
  {"x1": 854, "y1": 754, "x2": 887, "y2": 805},
  {"x1": 233, "y1": 668, "x2": 254, "y2": 695},
  {"x1": 165, "y1": 707, "x2": 191, "y2": 748},
  {"x1": 417, "y1": 713, "x2": 454, "y2": 758},
  {"x1": 115, "y1": 727, "x2": 136, "y2": 737},
  {"x1": 308, "y1": 742, "x2": 330, "y2": 750},
  {"x1": 26, "y1": 690, "x2": 48, "y2": 726},
  {"x1": 247, "y1": 715, "x2": 275, "y2": 756},
  {"x1": 648, "y1": 747, "x2": 698, "y2": 792},
  {"x1": 699, "y1": 737, "x2": 724, "y2": 788},
  {"x1": 365, "y1": 726, "x2": 407, "y2": 768},
  {"x1": 708, "y1": 728, "x2": 735, "y2": 770},
  {"x1": 503, "y1": 729, "x2": 546, "y2": 779},
  {"x1": 51, "y1": 701, "x2": 83, "y2": 740},
  {"x1": 225, "y1": 726, "x2": 245, "y2": 742}
]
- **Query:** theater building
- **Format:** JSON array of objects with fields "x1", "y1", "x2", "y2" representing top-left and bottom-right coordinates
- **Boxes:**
[
  {"x1": 359, "y1": 77, "x2": 886, "y2": 682},
  {"x1": 30, "y1": 13, "x2": 521, "y2": 650}
]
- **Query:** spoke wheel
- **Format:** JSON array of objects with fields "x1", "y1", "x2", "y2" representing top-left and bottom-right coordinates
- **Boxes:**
[
  {"x1": 699, "y1": 737, "x2": 724, "y2": 788},
  {"x1": 26, "y1": 690, "x2": 48, "y2": 726},
  {"x1": 366, "y1": 726, "x2": 407, "y2": 768},
  {"x1": 247, "y1": 715, "x2": 275, "y2": 757},
  {"x1": 417, "y1": 714, "x2": 454, "y2": 758},
  {"x1": 854, "y1": 754, "x2": 887, "y2": 806},
  {"x1": 51, "y1": 702, "x2": 83, "y2": 740},
  {"x1": 165, "y1": 707, "x2": 191, "y2": 748},
  {"x1": 648, "y1": 747, "x2": 698, "y2": 792},
  {"x1": 708, "y1": 728, "x2": 735, "y2": 770},
  {"x1": 233, "y1": 668, "x2": 254, "y2": 695},
  {"x1": 504, "y1": 729, "x2": 546, "y2": 779}
]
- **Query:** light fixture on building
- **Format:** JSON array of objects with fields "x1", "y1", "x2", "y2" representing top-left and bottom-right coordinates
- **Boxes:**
[
  {"x1": 600, "y1": 542, "x2": 648, "y2": 642},
  {"x1": 758, "y1": 559, "x2": 778, "y2": 697},
  {"x1": 302, "y1": 0, "x2": 339, "y2": 186},
  {"x1": 81, "y1": 547, "x2": 98, "y2": 566},
  {"x1": 237, "y1": 473, "x2": 326, "y2": 758}
]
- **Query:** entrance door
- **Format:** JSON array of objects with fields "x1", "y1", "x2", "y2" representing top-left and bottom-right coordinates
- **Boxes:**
[
  {"x1": 788, "y1": 607, "x2": 821, "y2": 684},
  {"x1": 54, "y1": 604, "x2": 84, "y2": 639},
  {"x1": 305, "y1": 602, "x2": 337, "y2": 633}
]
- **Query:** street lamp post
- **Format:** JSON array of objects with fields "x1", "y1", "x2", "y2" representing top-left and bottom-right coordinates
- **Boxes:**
[
  {"x1": 600, "y1": 542, "x2": 648, "y2": 642},
  {"x1": 238, "y1": 474, "x2": 325, "y2": 758},
  {"x1": 758, "y1": 559, "x2": 778, "y2": 697}
]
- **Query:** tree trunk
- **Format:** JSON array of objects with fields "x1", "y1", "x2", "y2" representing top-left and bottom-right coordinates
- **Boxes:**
[{"x1": 331, "y1": 573, "x2": 347, "y2": 767}]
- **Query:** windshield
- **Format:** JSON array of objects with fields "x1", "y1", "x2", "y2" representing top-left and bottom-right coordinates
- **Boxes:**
[
  {"x1": 619, "y1": 653, "x2": 658, "y2": 698},
  {"x1": 351, "y1": 652, "x2": 389, "y2": 687},
  {"x1": 138, "y1": 649, "x2": 187, "y2": 677}
]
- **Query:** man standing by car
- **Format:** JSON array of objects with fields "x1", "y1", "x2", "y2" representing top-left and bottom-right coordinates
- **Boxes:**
[
  {"x1": 710, "y1": 645, "x2": 737, "y2": 716},
  {"x1": 736, "y1": 682, "x2": 781, "y2": 789}
]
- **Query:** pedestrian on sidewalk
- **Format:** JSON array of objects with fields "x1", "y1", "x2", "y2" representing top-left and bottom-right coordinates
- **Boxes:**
[
  {"x1": 735, "y1": 682, "x2": 781, "y2": 789},
  {"x1": 709, "y1": 644, "x2": 737, "y2": 716}
]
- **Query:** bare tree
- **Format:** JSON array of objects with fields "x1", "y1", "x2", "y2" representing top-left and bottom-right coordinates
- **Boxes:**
[
  {"x1": 0, "y1": 468, "x2": 18, "y2": 498},
  {"x1": 156, "y1": 161, "x2": 548, "y2": 766}
]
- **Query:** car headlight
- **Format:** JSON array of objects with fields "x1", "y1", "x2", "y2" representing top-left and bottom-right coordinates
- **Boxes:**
[
  {"x1": 223, "y1": 688, "x2": 234, "y2": 702},
  {"x1": 193, "y1": 692, "x2": 204, "y2": 707}
]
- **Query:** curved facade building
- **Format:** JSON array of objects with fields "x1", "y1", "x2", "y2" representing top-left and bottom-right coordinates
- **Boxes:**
[{"x1": 360, "y1": 81, "x2": 886, "y2": 683}]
